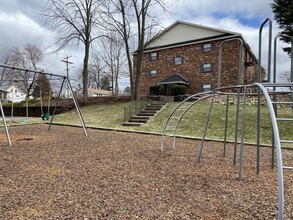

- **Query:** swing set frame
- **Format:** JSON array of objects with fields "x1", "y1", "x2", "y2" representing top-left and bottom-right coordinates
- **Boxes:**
[{"x1": 0, "y1": 64, "x2": 87, "y2": 146}]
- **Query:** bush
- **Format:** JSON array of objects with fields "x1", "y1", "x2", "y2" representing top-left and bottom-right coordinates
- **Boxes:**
[
  {"x1": 171, "y1": 85, "x2": 187, "y2": 96},
  {"x1": 149, "y1": 84, "x2": 166, "y2": 95},
  {"x1": 174, "y1": 94, "x2": 189, "y2": 102}
]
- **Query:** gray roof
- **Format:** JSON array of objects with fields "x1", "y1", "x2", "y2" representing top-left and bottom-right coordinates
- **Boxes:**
[
  {"x1": 0, "y1": 89, "x2": 8, "y2": 93},
  {"x1": 158, "y1": 74, "x2": 189, "y2": 85}
]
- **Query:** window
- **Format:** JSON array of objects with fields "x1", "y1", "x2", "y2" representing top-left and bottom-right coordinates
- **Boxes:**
[
  {"x1": 150, "y1": 70, "x2": 157, "y2": 78},
  {"x1": 202, "y1": 63, "x2": 212, "y2": 72},
  {"x1": 203, "y1": 84, "x2": 211, "y2": 92},
  {"x1": 174, "y1": 56, "x2": 183, "y2": 65},
  {"x1": 203, "y1": 43, "x2": 212, "y2": 52},
  {"x1": 150, "y1": 52, "x2": 158, "y2": 61}
]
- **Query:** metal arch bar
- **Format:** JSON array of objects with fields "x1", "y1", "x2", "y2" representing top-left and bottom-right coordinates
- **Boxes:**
[
  {"x1": 171, "y1": 94, "x2": 213, "y2": 150},
  {"x1": 218, "y1": 38, "x2": 243, "y2": 88},
  {"x1": 253, "y1": 83, "x2": 284, "y2": 220},
  {"x1": 160, "y1": 91, "x2": 213, "y2": 151},
  {"x1": 0, "y1": 101, "x2": 11, "y2": 146},
  {"x1": 256, "y1": 18, "x2": 272, "y2": 175},
  {"x1": 258, "y1": 18, "x2": 272, "y2": 83},
  {"x1": 197, "y1": 92, "x2": 215, "y2": 162}
]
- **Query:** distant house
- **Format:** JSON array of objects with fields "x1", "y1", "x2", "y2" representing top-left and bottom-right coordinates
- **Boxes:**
[
  {"x1": 73, "y1": 88, "x2": 112, "y2": 98},
  {"x1": 0, "y1": 85, "x2": 26, "y2": 103},
  {"x1": 88, "y1": 88, "x2": 112, "y2": 97},
  {"x1": 133, "y1": 20, "x2": 263, "y2": 97},
  {"x1": 0, "y1": 89, "x2": 8, "y2": 102}
]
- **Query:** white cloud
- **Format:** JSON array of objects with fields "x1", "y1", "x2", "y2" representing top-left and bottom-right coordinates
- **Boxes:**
[{"x1": 0, "y1": 12, "x2": 50, "y2": 50}]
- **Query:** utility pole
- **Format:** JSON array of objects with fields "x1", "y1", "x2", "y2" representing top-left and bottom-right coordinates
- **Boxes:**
[
  {"x1": 62, "y1": 56, "x2": 73, "y2": 78},
  {"x1": 61, "y1": 56, "x2": 73, "y2": 98}
]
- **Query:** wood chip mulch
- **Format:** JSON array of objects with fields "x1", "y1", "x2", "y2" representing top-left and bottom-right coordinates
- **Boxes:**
[{"x1": 1, "y1": 124, "x2": 293, "y2": 219}]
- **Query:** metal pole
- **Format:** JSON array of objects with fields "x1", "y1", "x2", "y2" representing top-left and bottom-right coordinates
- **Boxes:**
[
  {"x1": 48, "y1": 78, "x2": 66, "y2": 131},
  {"x1": 238, "y1": 87, "x2": 247, "y2": 181},
  {"x1": 233, "y1": 87, "x2": 241, "y2": 165},
  {"x1": 271, "y1": 34, "x2": 292, "y2": 169},
  {"x1": 256, "y1": 18, "x2": 272, "y2": 174},
  {"x1": 290, "y1": 36, "x2": 293, "y2": 113},
  {"x1": 197, "y1": 93, "x2": 215, "y2": 162},
  {"x1": 218, "y1": 38, "x2": 243, "y2": 88},
  {"x1": 0, "y1": 101, "x2": 11, "y2": 146},
  {"x1": 223, "y1": 94, "x2": 229, "y2": 157},
  {"x1": 0, "y1": 64, "x2": 65, "y2": 79},
  {"x1": 66, "y1": 78, "x2": 88, "y2": 136},
  {"x1": 254, "y1": 83, "x2": 284, "y2": 220}
]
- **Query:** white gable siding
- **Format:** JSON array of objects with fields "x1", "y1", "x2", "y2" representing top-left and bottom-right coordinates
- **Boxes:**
[
  {"x1": 146, "y1": 22, "x2": 235, "y2": 49},
  {"x1": 4, "y1": 85, "x2": 26, "y2": 103}
]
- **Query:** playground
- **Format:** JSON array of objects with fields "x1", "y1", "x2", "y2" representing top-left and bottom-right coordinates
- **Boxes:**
[{"x1": 1, "y1": 124, "x2": 293, "y2": 219}]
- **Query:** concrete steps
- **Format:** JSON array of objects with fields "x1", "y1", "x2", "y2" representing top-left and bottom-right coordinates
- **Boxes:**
[{"x1": 122, "y1": 102, "x2": 166, "y2": 126}]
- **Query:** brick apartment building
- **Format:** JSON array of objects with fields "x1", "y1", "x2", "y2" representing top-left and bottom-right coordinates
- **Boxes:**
[{"x1": 133, "y1": 21, "x2": 263, "y2": 97}]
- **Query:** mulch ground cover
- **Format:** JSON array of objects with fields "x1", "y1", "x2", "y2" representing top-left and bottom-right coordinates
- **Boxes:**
[{"x1": 0, "y1": 124, "x2": 293, "y2": 219}]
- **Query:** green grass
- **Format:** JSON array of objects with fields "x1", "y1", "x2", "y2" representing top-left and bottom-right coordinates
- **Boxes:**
[{"x1": 50, "y1": 101, "x2": 293, "y2": 145}]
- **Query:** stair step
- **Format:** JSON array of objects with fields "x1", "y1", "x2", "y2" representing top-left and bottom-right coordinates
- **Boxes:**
[
  {"x1": 122, "y1": 122, "x2": 143, "y2": 126},
  {"x1": 137, "y1": 112, "x2": 156, "y2": 116},
  {"x1": 139, "y1": 110, "x2": 157, "y2": 113},
  {"x1": 145, "y1": 107, "x2": 162, "y2": 110},
  {"x1": 131, "y1": 116, "x2": 150, "y2": 120},
  {"x1": 129, "y1": 118, "x2": 149, "y2": 123}
]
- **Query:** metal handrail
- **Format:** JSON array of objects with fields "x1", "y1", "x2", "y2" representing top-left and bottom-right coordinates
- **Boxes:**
[{"x1": 123, "y1": 96, "x2": 148, "y2": 123}]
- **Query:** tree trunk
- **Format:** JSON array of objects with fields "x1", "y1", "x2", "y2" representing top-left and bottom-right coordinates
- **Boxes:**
[{"x1": 82, "y1": 40, "x2": 90, "y2": 103}]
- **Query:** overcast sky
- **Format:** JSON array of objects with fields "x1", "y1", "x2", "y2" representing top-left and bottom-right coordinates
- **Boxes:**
[{"x1": 0, "y1": 0, "x2": 291, "y2": 89}]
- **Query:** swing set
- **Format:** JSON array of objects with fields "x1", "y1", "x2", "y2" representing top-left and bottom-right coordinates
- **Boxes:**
[{"x1": 0, "y1": 64, "x2": 87, "y2": 146}]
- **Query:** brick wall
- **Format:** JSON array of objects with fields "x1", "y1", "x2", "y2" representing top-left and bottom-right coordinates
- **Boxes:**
[{"x1": 134, "y1": 38, "x2": 259, "y2": 97}]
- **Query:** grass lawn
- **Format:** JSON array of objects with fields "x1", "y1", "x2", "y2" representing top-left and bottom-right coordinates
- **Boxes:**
[{"x1": 50, "y1": 100, "x2": 293, "y2": 145}]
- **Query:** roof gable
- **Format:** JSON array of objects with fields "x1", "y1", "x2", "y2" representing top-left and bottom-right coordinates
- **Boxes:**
[
  {"x1": 145, "y1": 21, "x2": 239, "y2": 49},
  {"x1": 159, "y1": 74, "x2": 190, "y2": 85}
]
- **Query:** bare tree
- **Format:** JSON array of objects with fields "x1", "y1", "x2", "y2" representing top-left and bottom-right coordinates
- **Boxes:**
[
  {"x1": 100, "y1": 32, "x2": 127, "y2": 96},
  {"x1": 101, "y1": 0, "x2": 168, "y2": 100},
  {"x1": 10, "y1": 44, "x2": 44, "y2": 97},
  {"x1": 101, "y1": 0, "x2": 134, "y2": 98},
  {"x1": 88, "y1": 52, "x2": 104, "y2": 89},
  {"x1": 281, "y1": 71, "x2": 292, "y2": 82},
  {"x1": 39, "y1": 0, "x2": 102, "y2": 101},
  {"x1": 0, "y1": 44, "x2": 44, "y2": 97},
  {"x1": 0, "y1": 48, "x2": 14, "y2": 86}
]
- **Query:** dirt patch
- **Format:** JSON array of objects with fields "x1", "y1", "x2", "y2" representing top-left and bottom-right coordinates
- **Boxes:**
[{"x1": 0, "y1": 124, "x2": 293, "y2": 219}]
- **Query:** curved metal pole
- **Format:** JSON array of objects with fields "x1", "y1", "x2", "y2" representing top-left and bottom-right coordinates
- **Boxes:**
[
  {"x1": 256, "y1": 18, "x2": 272, "y2": 174},
  {"x1": 160, "y1": 91, "x2": 212, "y2": 151},
  {"x1": 218, "y1": 38, "x2": 243, "y2": 88},
  {"x1": 253, "y1": 83, "x2": 284, "y2": 220},
  {"x1": 171, "y1": 94, "x2": 213, "y2": 149}
]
